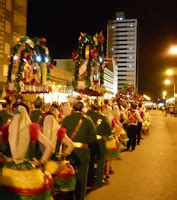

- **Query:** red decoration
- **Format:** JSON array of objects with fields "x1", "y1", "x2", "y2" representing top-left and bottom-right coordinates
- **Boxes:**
[
  {"x1": 57, "y1": 127, "x2": 67, "y2": 141},
  {"x1": 52, "y1": 163, "x2": 75, "y2": 179},
  {"x1": 39, "y1": 37, "x2": 46, "y2": 46},
  {"x1": 98, "y1": 31, "x2": 105, "y2": 44},
  {"x1": 31, "y1": 78, "x2": 40, "y2": 86},
  {"x1": 71, "y1": 51, "x2": 79, "y2": 60},
  {"x1": 44, "y1": 173, "x2": 54, "y2": 190},
  {"x1": 24, "y1": 52, "x2": 31, "y2": 61},
  {"x1": 90, "y1": 49, "x2": 98, "y2": 60},
  {"x1": 2, "y1": 124, "x2": 9, "y2": 144},
  {"x1": 29, "y1": 123, "x2": 40, "y2": 142},
  {"x1": 2, "y1": 182, "x2": 51, "y2": 195},
  {"x1": 102, "y1": 61, "x2": 108, "y2": 69}
]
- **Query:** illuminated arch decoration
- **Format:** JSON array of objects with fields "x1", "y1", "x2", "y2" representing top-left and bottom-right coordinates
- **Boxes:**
[
  {"x1": 7, "y1": 36, "x2": 56, "y2": 93},
  {"x1": 71, "y1": 31, "x2": 106, "y2": 96}
]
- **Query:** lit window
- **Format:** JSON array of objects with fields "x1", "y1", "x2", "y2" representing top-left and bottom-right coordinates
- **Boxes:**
[
  {"x1": 5, "y1": 20, "x2": 11, "y2": 33},
  {"x1": 3, "y1": 64, "x2": 8, "y2": 76},
  {"x1": 4, "y1": 42, "x2": 10, "y2": 54}
]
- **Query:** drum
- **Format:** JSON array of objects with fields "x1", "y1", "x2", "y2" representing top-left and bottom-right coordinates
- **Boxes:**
[{"x1": 45, "y1": 159, "x2": 76, "y2": 192}]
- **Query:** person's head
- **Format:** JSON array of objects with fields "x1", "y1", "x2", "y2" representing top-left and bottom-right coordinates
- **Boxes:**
[
  {"x1": 91, "y1": 102, "x2": 100, "y2": 111},
  {"x1": 131, "y1": 102, "x2": 137, "y2": 110},
  {"x1": 49, "y1": 103, "x2": 59, "y2": 117},
  {"x1": 138, "y1": 102, "x2": 142, "y2": 108},
  {"x1": 13, "y1": 102, "x2": 30, "y2": 115},
  {"x1": 104, "y1": 99, "x2": 109, "y2": 105},
  {"x1": 73, "y1": 101, "x2": 84, "y2": 112},
  {"x1": 62, "y1": 102, "x2": 71, "y2": 116}
]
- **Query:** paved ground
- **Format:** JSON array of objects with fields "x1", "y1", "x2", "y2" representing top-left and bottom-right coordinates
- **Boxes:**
[{"x1": 86, "y1": 110, "x2": 177, "y2": 200}]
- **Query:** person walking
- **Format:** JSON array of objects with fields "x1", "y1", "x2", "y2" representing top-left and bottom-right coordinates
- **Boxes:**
[
  {"x1": 137, "y1": 102, "x2": 145, "y2": 145},
  {"x1": 86, "y1": 101, "x2": 112, "y2": 188},
  {"x1": 61, "y1": 100, "x2": 97, "y2": 200},
  {"x1": 41, "y1": 103, "x2": 76, "y2": 200},
  {"x1": 126, "y1": 103, "x2": 142, "y2": 151}
]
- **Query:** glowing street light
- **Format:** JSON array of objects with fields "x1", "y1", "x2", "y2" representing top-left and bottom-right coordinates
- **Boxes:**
[
  {"x1": 166, "y1": 69, "x2": 174, "y2": 76},
  {"x1": 162, "y1": 90, "x2": 167, "y2": 100},
  {"x1": 164, "y1": 79, "x2": 171, "y2": 85},
  {"x1": 164, "y1": 79, "x2": 175, "y2": 104},
  {"x1": 162, "y1": 90, "x2": 167, "y2": 96},
  {"x1": 169, "y1": 45, "x2": 177, "y2": 55}
]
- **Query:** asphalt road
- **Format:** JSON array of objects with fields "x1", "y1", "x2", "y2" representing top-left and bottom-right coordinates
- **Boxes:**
[{"x1": 86, "y1": 110, "x2": 177, "y2": 200}]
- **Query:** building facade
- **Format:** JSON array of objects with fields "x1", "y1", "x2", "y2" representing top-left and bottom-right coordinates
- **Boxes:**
[
  {"x1": 103, "y1": 58, "x2": 117, "y2": 95},
  {"x1": 107, "y1": 12, "x2": 138, "y2": 92},
  {"x1": 0, "y1": 0, "x2": 27, "y2": 95}
]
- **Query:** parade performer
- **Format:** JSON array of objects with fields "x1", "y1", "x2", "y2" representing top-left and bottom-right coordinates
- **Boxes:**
[
  {"x1": 30, "y1": 98, "x2": 44, "y2": 159},
  {"x1": 41, "y1": 103, "x2": 76, "y2": 199},
  {"x1": 61, "y1": 99, "x2": 97, "y2": 200},
  {"x1": 86, "y1": 101, "x2": 112, "y2": 187},
  {"x1": 102, "y1": 100, "x2": 120, "y2": 180},
  {"x1": 137, "y1": 102, "x2": 145, "y2": 145},
  {"x1": 0, "y1": 103, "x2": 54, "y2": 200},
  {"x1": 142, "y1": 109, "x2": 151, "y2": 135},
  {"x1": 0, "y1": 100, "x2": 13, "y2": 155},
  {"x1": 112, "y1": 104, "x2": 129, "y2": 150},
  {"x1": 127, "y1": 103, "x2": 142, "y2": 151}
]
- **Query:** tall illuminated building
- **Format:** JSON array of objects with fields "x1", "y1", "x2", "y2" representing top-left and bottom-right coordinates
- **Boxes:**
[
  {"x1": 107, "y1": 12, "x2": 138, "y2": 92},
  {"x1": 0, "y1": 0, "x2": 27, "y2": 95}
]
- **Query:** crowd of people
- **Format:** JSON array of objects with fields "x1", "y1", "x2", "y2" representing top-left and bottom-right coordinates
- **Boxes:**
[{"x1": 0, "y1": 95, "x2": 151, "y2": 200}]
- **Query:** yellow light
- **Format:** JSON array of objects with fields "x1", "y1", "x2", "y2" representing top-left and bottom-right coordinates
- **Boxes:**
[
  {"x1": 166, "y1": 69, "x2": 173, "y2": 76},
  {"x1": 143, "y1": 94, "x2": 151, "y2": 100},
  {"x1": 163, "y1": 91, "x2": 167, "y2": 96},
  {"x1": 164, "y1": 79, "x2": 171, "y2": 85},
  {"x1": 52, "y1": 84, "x2": 56, "y2": 90},
  {"x1": 169, "y1": 46, "x2": 177, "y2": 55}
]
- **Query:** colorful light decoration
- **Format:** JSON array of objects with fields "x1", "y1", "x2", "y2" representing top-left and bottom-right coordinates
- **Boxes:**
[
  {"x1": 7, "y1": 36, "x2": 56, "y2": 93},
  {"x1": 71, "y1": 31, "x2": 105, "y2": 96}
]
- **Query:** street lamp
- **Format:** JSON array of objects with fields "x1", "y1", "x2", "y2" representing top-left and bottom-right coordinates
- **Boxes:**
[
  {"x1": 166, "y1": 69, "x2": 176, "y2": 106},
  {"x1": 162, "y1": 90, "x2": 167, "y2": 98},
  {"x1": 168, "y1": 45, "x2": 177, "y2": 55},
  {"x1": 164, "y1": 79, "x2": 176, "y2": 105}
]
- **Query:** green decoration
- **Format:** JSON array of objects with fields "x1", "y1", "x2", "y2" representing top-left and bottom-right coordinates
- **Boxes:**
[
  {"x1": 71, "y1": 31, "x2": 106, "y2": 96},
  {"x1": 6, "y1": 36, "x2": 55, "y2": 94}
]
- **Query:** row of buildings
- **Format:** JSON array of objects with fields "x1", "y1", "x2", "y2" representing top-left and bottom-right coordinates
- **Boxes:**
[{"x1": 0, "y1": 0, "x2": 138, "y2": 100}]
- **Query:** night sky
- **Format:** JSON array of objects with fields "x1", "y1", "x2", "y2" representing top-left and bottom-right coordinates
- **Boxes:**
[{"x1": 27, "y1": 0, "x2": 177, "y2": 101}]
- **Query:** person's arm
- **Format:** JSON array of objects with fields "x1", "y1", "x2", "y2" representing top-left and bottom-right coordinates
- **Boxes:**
[
  {"x1": 43, "y1": 115, "x2": 53, "y2": 141},
  {"x1": 57, "y1": 127, "x2": 75, "y2": 157},
  {"x1": 121, "y1": 113, "x2": 128, "y2": 125},
  {"x1": 38, "y1": 132, "x2": 54, "y2": 164},
  {"x1": 136, "y1": 110, "x2": 142, "y2": 123},
  {"x1": 62, "y1": 134, "x2": 75, "y2": 157}
]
